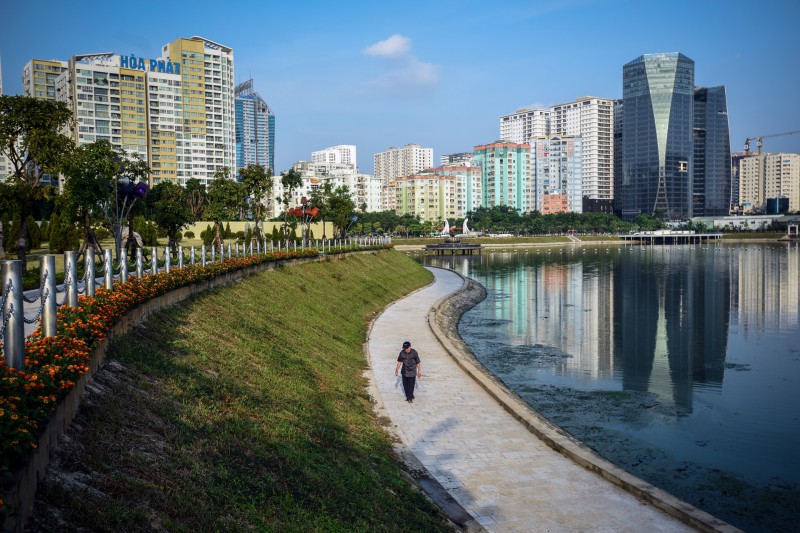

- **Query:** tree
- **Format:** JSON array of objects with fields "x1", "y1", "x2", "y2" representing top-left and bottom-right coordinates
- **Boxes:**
[
  {"x1": 151, "y1": 182, "x2": 192, "y2": 253},
  {"x1": 326, "y1": 185, "x2": 357, "y2": 238},
  {"x1": 206, "y1": 167, "x2": 242, "y2": 248},
  {"x1": 309, "y1": 181, "x2": 333, "y2": 239},
  {"x1": 278, "y1": 168, "x2": 303, "y2": 245},
  {"x1": 0, "y1": 96, "x2": 74, "y2": 268},
  {"x1": 60, "y1": 140, "x2": 117, "y2": 257},
  {"x1": 239, "y1": 164, "x2": 273, "y2": 242},
  {"x1": 185, "y1": 178, "x2": 206, "y2": 220}
]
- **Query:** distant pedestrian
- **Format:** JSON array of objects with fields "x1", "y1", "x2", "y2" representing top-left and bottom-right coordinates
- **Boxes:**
[{"x1": 395, "y1": 341, "x2": 421, "y2": 403}]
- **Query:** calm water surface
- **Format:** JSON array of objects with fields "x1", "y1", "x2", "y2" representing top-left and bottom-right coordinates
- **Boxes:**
[{"x1": 421, "y1": 243, "x2": 800, "y2": 532}]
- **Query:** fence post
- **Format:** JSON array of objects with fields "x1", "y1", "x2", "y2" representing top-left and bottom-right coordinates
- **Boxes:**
[
  {"x1": 104, "y1": 249, "x2": 114, "y2": 291},
  {"x1": 165, "y1": 247, "x2": 171, "y2": 274},
  {"x1": 41, "y1": 255, "x2": 57, "y2": 338},
  {"x1": 226, "y1": 244, "x2": 231, "y2": 260},
  {"x1": 85, "y1": 248, "x2": 96, "y2": 297},
  {"x1": 178, "y1": 246, "x2": 184, "y2": 269},
  {"x1": 191, "y1": 246, "x2": 196, "y2": 266},
  {"x1": 65, "y1": 251, "x2": 78, "y2": 307},
  {"x1": 211, "y1": 244, "x2": 216, "y2": 263},
  {"x1": 151, "y1": 247, "x2": 158, "y2": 275},
  {"x1": 294, "y1": 241, "x2": 297, "y2": 252},
  {"x1": 120, "y1": 249, "x2": 128, "y2": 284},
  {"x1": 136, "y1": 248, "x2": 144, "y2": 278},
  {"x1": 1, "y1": 260, "x2": 25, "y2": 369},
  {"x1": 257, "y1": 240, "x2": 261, "y2": 255}
]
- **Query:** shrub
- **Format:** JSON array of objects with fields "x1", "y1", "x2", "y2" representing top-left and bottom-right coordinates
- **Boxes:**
[{"x1": 184, "y1": 231, "x2": 195, "y2": 239}]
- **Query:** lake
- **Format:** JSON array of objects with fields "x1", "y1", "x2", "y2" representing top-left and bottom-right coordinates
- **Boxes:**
[{"x1": 421, "y1": 242, "x2": 800, "y2": 532}]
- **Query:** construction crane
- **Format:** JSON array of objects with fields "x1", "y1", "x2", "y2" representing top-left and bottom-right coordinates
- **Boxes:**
[{"x1": 744, "y1": 130, "x2": 800, "y2": 155}]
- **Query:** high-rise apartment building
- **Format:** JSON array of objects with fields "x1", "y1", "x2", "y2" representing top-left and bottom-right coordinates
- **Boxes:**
[
  {"x1": 531, "y1": 136, "x2": 583, "y2": 214},
  {"x1": 394, "y1": 172, "x2": 450, "y2": 223},
  {"x1": 235, "y1": 79, "x2": 275, "y2": 172},
  {"x1": 54, "y1": 53, "x2": 150, "y2": 160},
  {"x1": 373, "y1": 144, "x2": 433, "y2": 182},
  {"x1": 312, "y1": 145, "x2": 356, "y2": 168},
  {"x1": 550, "y1": 97, "x2": 614, "y2": 204},
  {"x1": 739, "y1": 153, "x2": 800, "y2": 213},
  {"x1": 499, "y1": 108, "x2": 550, "y2": 144},
  {"x1": 161, "y1": 37, "x2": 235, "y2": 184},
  {"x1": 436, "y1": 165, "x2": 482, "y2": 217},
  {"x1": 473, "y1": 141, "x2": 532, "y2": 212},
  {"x1": 373, "y1": 143, "x2": 433, "y2": 209},
  {"x1": 620, "y1": 53, "x2": 696, "y2": 220},
  {"x1": 28, "y1": 36, "x2": 235, "y2": 186},
  {"x1": 692, "y1": 86, "x2": 731, "y2": 216},
  {"x1": 613, "y1": 100, "x2": 623, "y2": 213},
  {"x1": 22, "y1": 59, "x2": 68, "y2": 100}
]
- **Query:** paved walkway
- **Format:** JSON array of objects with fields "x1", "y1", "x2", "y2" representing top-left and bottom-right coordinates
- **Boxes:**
[{"x1": 367, "y1": 267, "x2": 695, "y2": 533}]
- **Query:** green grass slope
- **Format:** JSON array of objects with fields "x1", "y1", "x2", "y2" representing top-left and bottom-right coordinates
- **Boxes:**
[{"x1": 29, "y1": 252, "x2": 452, "y2": 532}]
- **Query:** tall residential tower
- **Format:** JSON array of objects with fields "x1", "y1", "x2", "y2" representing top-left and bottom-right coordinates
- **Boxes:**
[{"x1": 235, "y1": 79, "x2": 275, "y2": 172}]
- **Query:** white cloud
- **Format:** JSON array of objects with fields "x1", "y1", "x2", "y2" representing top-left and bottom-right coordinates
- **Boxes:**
[
  {"x1": 361, "y1": 35, "x2": 440, "y2": 96},
  {"x1": 363, "y1": 34, "x2": 411, "y2": 57},
  {"x1": 365, "y1": 57, "x2": 440, "y2": 94}
]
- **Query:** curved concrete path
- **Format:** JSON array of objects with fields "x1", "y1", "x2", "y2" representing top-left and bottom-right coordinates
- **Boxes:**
[{"x1": 367, "y1": 267, "x2": 694, "y2": 532}]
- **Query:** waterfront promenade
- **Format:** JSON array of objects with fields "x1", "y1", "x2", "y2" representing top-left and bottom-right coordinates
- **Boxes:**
[{"x1": 366, "y1": 267, "x2": 698, "y2": 532}]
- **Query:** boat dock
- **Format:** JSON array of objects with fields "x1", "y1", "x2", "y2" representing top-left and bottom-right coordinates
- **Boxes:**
[
  {"x1": 619, "y1": 230, "x2": 722, "y2": 245},
  {"x1": 424, "y1": 239, "x2": 483, "y2": 255}
]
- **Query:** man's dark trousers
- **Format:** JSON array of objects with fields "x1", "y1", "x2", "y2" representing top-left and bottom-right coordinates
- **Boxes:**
[{"x1": 402, "y1": 375, "x2": 416, "y2": 401}]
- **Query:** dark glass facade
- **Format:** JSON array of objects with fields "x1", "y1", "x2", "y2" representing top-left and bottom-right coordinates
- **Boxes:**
[
  {"x1": 693, "y1": 86, "x2": 731, "y2": 216},
  {"x1": 621, "y1": 53, "x2": 695, "y2": 220}
]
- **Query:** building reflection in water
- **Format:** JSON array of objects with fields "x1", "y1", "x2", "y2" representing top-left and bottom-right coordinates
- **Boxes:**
[{"x1": 425, "y1": 243, "x2": 799, "y2": 411}]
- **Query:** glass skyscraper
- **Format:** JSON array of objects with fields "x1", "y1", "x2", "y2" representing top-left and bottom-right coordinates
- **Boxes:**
[
  {"x1": 235, "y1": 79, "x2": 275, "y2": 172},
  {"x1": 693, "y1": 86, "x2": 731, "y2": 216},
  {"x1": 621, "y1": 53, "x2": 695, "y2": 220}
]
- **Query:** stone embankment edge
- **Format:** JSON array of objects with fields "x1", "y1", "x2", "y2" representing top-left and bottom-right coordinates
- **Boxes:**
[
  {"x1": 362, "y1": 276, "x2": 484, "y2": 533},
  {"x1": 2, "y1": 250, "x2": 381, "y2": 533},
  {"x1": 425, "y1": 266, "x2": 743, "y2": 533}
]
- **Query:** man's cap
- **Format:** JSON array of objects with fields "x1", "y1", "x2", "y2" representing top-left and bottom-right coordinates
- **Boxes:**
[{"x1": 402, "y1": 341, "x2": 411, "y2": 349}]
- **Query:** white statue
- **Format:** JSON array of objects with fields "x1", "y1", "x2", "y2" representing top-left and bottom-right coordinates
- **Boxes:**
[
  {"x1": 462, "y1": 218, "x2": 471, "y2": 235},
  {"x1": 440, "y1": 219, "x2": 450, "y2": 236}
]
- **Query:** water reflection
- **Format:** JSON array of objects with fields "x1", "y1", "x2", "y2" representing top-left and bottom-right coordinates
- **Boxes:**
[
  {"x1": 427, "y1": 244, "x2": 799, "y2": 409},
  {"x1": 423, "y1": 243, "x2": 800, "y2": 531}
]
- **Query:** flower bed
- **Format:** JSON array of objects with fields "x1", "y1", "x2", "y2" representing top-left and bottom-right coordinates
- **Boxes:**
[{"x1": 1, "y1": 245, "x2": 389, "y2": 512}]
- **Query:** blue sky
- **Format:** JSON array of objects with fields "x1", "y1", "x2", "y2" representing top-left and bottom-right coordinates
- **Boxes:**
[{"x1": 1, "y1": 0, "x2": 798, "y2": 174}]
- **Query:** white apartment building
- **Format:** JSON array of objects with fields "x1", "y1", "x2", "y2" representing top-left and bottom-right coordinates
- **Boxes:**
[
  {"x1": 146, "y1": 70, "x2": 185, "y2": 184},
  {"x1": 499, "y1": 108, "x2": 550, "y2": 144},
  {"x1": 312, "y1": 145, "x2": 357, "y2": 168},
  {"x1": 739, "y1": 153, "x2": 800, "y2": 213},
  {"x1": 373, "y1": 143, "x2": 433, "y2": 210},
  {"x1": 55, "y1": 53, "x2": 148, "y2": 159},
  {"x1": 550, "y1": 96, "x2": 614, "y2": 202}
]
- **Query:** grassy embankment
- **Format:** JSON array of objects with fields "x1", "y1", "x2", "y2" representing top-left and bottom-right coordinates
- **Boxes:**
[{"x1": 29, "y1": 251, "x2": 453, "y2": 532}]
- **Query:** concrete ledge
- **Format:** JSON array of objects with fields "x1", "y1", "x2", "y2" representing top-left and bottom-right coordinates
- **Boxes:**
[
  {"x1": 2, "y1": 249, "x2": 386, "y2": 533},
  {"x1": 426, "y1": 266, "x2": 742, "y2": 533}
]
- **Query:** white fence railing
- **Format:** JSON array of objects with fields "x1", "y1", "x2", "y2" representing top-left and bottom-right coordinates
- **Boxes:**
[{"x1": 1, "y1": 236, "x2": 391, "y2": 369}]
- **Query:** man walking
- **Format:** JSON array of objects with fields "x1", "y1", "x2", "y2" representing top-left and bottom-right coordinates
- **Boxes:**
[{"x1": 395, "y1": 341, "x2": 421, "y2": 403}]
